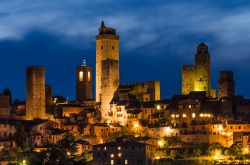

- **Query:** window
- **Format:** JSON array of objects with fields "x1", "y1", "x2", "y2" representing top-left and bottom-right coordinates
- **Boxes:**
[
  {"x1": 125, "y1": 160, "x2": 128, "y2": 165},
  {"x1": 111, "y1": 160, "x2": 114, "y2": 165},
  {"x1": 101, "y1": 46, "x2": 103, "y2": 49},
  {"x1": 79, "y1": 71, "x2": 83, "y2": 81},
  {"x1": 87, "y1": 71, "x2": 91, "y2": 81},
  {"x1": 112, "y1": 46, "x2": 115, "y2": 50}
]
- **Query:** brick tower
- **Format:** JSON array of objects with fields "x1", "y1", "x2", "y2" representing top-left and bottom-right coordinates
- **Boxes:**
[
  {"x1": 76, "y1": 59, "x2": 92, "y2": 101},
  {"x1": 26, "y1": 66, "x2": 46, "y2": 119},
  {"x1": 96, "y1": 21, "x2": 119, "y2": 120},
  {"x1": 218, "y1": 71, "x2": 235, "y2": 99}
]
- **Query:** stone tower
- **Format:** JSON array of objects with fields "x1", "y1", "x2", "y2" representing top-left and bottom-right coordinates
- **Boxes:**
[
  {"x1": 218, "y1": 71, "x2": 235, "y2": 99},
  {"x1": 26, "y1": 66, "x2": 46, "y2": 119},
  {"x1": 76, "y1": 59, "x2": 92, "y2": 101},
  {"x1": 96, "y1": 21, "x2": 119, "y2": 120},
  {"x1": 182, "y1": 43, "x2": 213, "y2": 97}
]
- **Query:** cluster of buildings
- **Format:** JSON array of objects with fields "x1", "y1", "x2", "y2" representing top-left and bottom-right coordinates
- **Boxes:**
[{"x1": 1, "y1": 21, "x2": 250, "y2": 164}]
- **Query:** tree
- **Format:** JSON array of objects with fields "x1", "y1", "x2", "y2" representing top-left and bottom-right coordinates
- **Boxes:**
[
  {"x1": 57, "y1": 132, "x2": 78, "y2": 158},
  {"x1": 15, "y1": 124, "x2": 29, "y2": 152},
  {"x1": 192, "y1": 148, "x2": 202, "y2": 157},
  {"x1": 3, "y1": 88, "x2": 12, "y2": 104}
]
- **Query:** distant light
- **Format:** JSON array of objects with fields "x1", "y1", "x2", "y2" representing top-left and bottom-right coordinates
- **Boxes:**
[
  {"x1": 156, "y1": 105, "x2": 161, "y2": 110},
  {"x1": 171, "y1": 114, "x2": 175, "y2": 118},
  {"x1": 200, "y1": 113, "x2": 204, "y2": 117},
  {"x1": 182, "y1": 113, "x2": 186, "y2": 118},
  {"x1": 165, "y1": 127, "x2": 171, "y2": 134},
  {"x1": 134, "y1": 123, "x2": 139, "y2": 128},
  {"x1": 111, "y1": 154, "x2": 114, "y2": 158},
  {"x1": 192, "y1": 113, "x2": 195, "y2": 118},
  {"x1": 218, "y1": 125, "x2": 223, "y2": 131},
  {"x1": 158, "y1": 140, "x2": 163, "y2": 147},
  {"x1": 118, "y1": 146, "x2": 121, "y2": 150},
  {"x1": 118, "y1": 153, "x2": 122, "y2": 157}
]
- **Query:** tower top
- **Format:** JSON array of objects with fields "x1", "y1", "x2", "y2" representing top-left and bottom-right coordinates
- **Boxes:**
[
  {"x1": 98, "y1": 21, "x2": 117, "y2": 36},
  {"x1": 82, "y1": 59, "x2": 87, "y2": 67},
  {"x1": 101, "y1": 21, "x2": 105, "y2": 28}
]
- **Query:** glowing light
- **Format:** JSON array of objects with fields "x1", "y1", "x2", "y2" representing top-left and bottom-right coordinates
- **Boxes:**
[
  {"x1": 111, "y1": 154, "x2": 114, "y2": 158},
  {"x1": 165, "y1": 127, "x2": 171, "y2": 134},
  {"x1": 200, "y1": 113, "x2": 204, "y2": 117},
  {"x1": 155, "y1": 156, "x2": 160, "y2": 159},
  {"x1": 158, "y1": 140, "x2": 164, "y2": 147},
  {"x1": 213, "y1": 150, "x2": 221, "y2": 160},
  {"x1": 23, "y1": 160, "x2": 26, "y2": 164},
  {"x1": 244, "y1": 147, "x2": 249, "y2": 154},
  {"x1": 182, "y1": 113, "x2": 186, "y2": 118},
  {"x1": 87, "y1": 71, "x2": 91, "y2": 81},
  {"x1": 176, "y1": 114, "x2": 179, "y2": 118},
  {"x1": 188, "y1": 105, "x2": 192, "y2": 109},
  {"x1": 134, "y1": 123, "x2": 139, "y2": 128},
  {"x1": 118, "y1": 153, "x2": 122, "y2": 157},
  {"x1": 171, "y1": 114, "x2": 175, "y2": 118},
  {"x1": 156, "y1": 105, "x2": 161, "y2": 110},
  {"x1": 118, "y1": 146, "x2": 121, "y2": 150},
  {"x1": 67, "y1": 152, "x2": 71, "y2": 156},
  {"x1": 218, "y1": 125, "x2": 223, "y2": 131},
  {"x1": 192, "y1": 113, "x2": 195, "y2": 118},
  {"x1": 79, "y1": 71, "x2": 83, "y2": 81}
]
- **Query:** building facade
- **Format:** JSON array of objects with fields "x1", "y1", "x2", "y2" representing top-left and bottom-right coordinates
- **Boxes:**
[{"x1": 218, "y1": 71, "x2": 235, "y2": 99}]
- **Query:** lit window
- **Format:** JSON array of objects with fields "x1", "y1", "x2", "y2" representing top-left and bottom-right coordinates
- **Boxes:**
[
  {"x1": 125, "y1": 160, "x2": 128, "y2": 165},
  {"x1": 87, "y1": 71, "x2": 91, "y2": 81},
  {"x1": 200, "y1": 113, "x2": 204, "y2": 117},
  {"x1": 192, "y1": 113, "x2": 195, "y2": 118},
  {"x1": 188, "y1": 105, "x2": 192, "y2": 109},
  {"x1": 176, "y1": 114, "x2": 179, "y2": 118},
  {"x1": 104, "y1": 147, "x2": 106, "y2": 150},
  {"x1": 171, "y1": 114, "x2": 175, "y2": 118},
  {"x1": 182, "y1": 114, "x2": 186, "y2": 118},
  {"x1": 118, "y1": 146, "x2": 121, "y2": 150},
  {"x1": 79, "y1": 71, "x2": 83, "y2": 81},
  {"x1": 111, "y1": 154, "x2": 114, "y2": 158},
  {"x1": 111, "y1": 160, "x2": 114, "y2": 165},
  {"x1": 156, "y1": 105, "x2": 161, "y2": 110},
  {"x1": 118, "y1": 153, "x2": 122, "y2": 157}
]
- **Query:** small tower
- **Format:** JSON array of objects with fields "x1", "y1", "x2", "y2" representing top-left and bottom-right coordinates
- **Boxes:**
[
  {"x1": 218, "y1": 71, "x2": 235, "y2": 99},
  {"x1": 26, "y1": 66, "x2": 46, "y2": 119},
  {"x1": 76, "y1": 59, "x2": 93, "y2": 101}
]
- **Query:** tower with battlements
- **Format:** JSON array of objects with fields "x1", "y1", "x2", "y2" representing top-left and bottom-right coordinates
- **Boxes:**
[{"x1": 96, "y1": 21, "x2": 119, "y2": 120}]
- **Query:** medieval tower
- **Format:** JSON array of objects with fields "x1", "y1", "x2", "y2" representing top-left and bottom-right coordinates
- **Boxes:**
[
  {"x1": 182, "y1": 43, "x2": 215, "y2": 97},
  {"x1": 96, "y1": 21, "x2": 119, "y2": 120},
  {"x1": 218, "y1": 71, "x2": 235, "y2": 99},
  {"x1": 76, "y1": 59, "x2": 92, "y2": 101},
  {"x1": 26, "y1": 66, "x2": 46, "y2": 119}
]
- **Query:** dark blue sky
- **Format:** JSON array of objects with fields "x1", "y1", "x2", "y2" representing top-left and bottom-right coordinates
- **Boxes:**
[{"x1": 1, "y1": 0, "x2": 250, "y2": 101}]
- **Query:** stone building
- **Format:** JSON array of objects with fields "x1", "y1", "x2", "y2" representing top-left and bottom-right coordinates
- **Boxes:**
[
  {"x1": 45, "y1": 85, "x2": 52, "y2": 113},
  {"x1": 26, "y1": 66, "x2": 46, "y2": 120},
  {"x1": 96, "y1": 21, "x2": 119, "y2": 121},
  {"x1": 218, "y1": 71, "x2": 235, "y2": 99},
  {"x1": 76, "y1": 60, "x2": 92, "y2": 101},
  {"x1": 182, "y1": 43, "x2": 216, "y2": 97}
]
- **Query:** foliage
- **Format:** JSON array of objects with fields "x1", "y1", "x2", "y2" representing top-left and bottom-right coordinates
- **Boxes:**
[
  {"x1": 163, "y1": 137, "x2": 181, "y2": 147},
  {"x1": 15, "y1": 124, "x2": 29, "y2": 152},
  {"x1": 206, "y1": 142, "x2": 224, "y2": 156},
  {"x1": 192, "y1": 148, "x2": 202, "y2": 157}
]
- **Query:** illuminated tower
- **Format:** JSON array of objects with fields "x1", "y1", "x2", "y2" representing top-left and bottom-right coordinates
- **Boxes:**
[
  {"x1": 218, "y1": 71, "x2": 235, "y2": 99},
  {"x1": 26, "y1": 66, "x2": 46, "y2": 119},
  {"x1": 194, "y1": 43, "x2": 211, "y2": 95},
  {"x1": 96, "y1": 21, "x2": 119, "y2": 120},
  {"x1": 76, "y1": 59, "x2": 92, "y2": 101},
  {"x1": 182, "y1": 43, "x2": 212, "y2": 96}
]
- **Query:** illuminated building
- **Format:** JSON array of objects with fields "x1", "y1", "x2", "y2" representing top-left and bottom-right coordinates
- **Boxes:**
[
  {"x1": 96, "y1": 21, "x2": 119, "y2": 121},
  {"x1": 182, "y1": 43, "x2": 216, "y2": 97},
  {"x1": 76, "y1": 59, "x2": 93, "y2": 101}
]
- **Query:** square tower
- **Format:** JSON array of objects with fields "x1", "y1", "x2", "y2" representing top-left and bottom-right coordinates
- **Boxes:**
[
  {"x1": 76, "y1": 60, "x2": 93, "y2": 101},
  {"x1": 96, "y1": 21, "x2": 119, "y2": 120},
  {"x1": 26, "y1": 66, "x2": 46, "y2": 119},
  {"x1": 218, "y1": 71, "x2": 235, "y2": 99}
]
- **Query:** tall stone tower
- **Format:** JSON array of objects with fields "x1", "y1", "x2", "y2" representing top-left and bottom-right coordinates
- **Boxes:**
[
  {"x1": 218, "y1": 71, "x2": 235, "y2": 99},
  {"x1": 96, "y1": 21, "x2": 119, "y2": 120},
  {"x1": 76, "y1": 59, "x2": 92, "y2": 101},
  {"x1": 182, "y1": 43, "x2": 213, "y2": 97},
  {"x1": 26, "y1": 66, "x2": 46, "y2": 119},
  {"x1": 194, "y1": 43, "x2": 211, "y2": 95}
]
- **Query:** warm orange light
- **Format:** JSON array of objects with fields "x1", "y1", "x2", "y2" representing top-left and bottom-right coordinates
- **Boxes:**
[{"x1": 134, "y1": 123, "x2": 139, "y2": 128}]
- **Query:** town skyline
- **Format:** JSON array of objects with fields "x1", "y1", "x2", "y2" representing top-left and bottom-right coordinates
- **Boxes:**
[{"x1": 1, "y1": 0, "x2": 250, "y2": 100}]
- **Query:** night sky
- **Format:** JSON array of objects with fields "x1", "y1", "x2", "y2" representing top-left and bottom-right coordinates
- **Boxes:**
[{"x1": 1, "y1": 0, "x2": 250, "y2": 101}]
